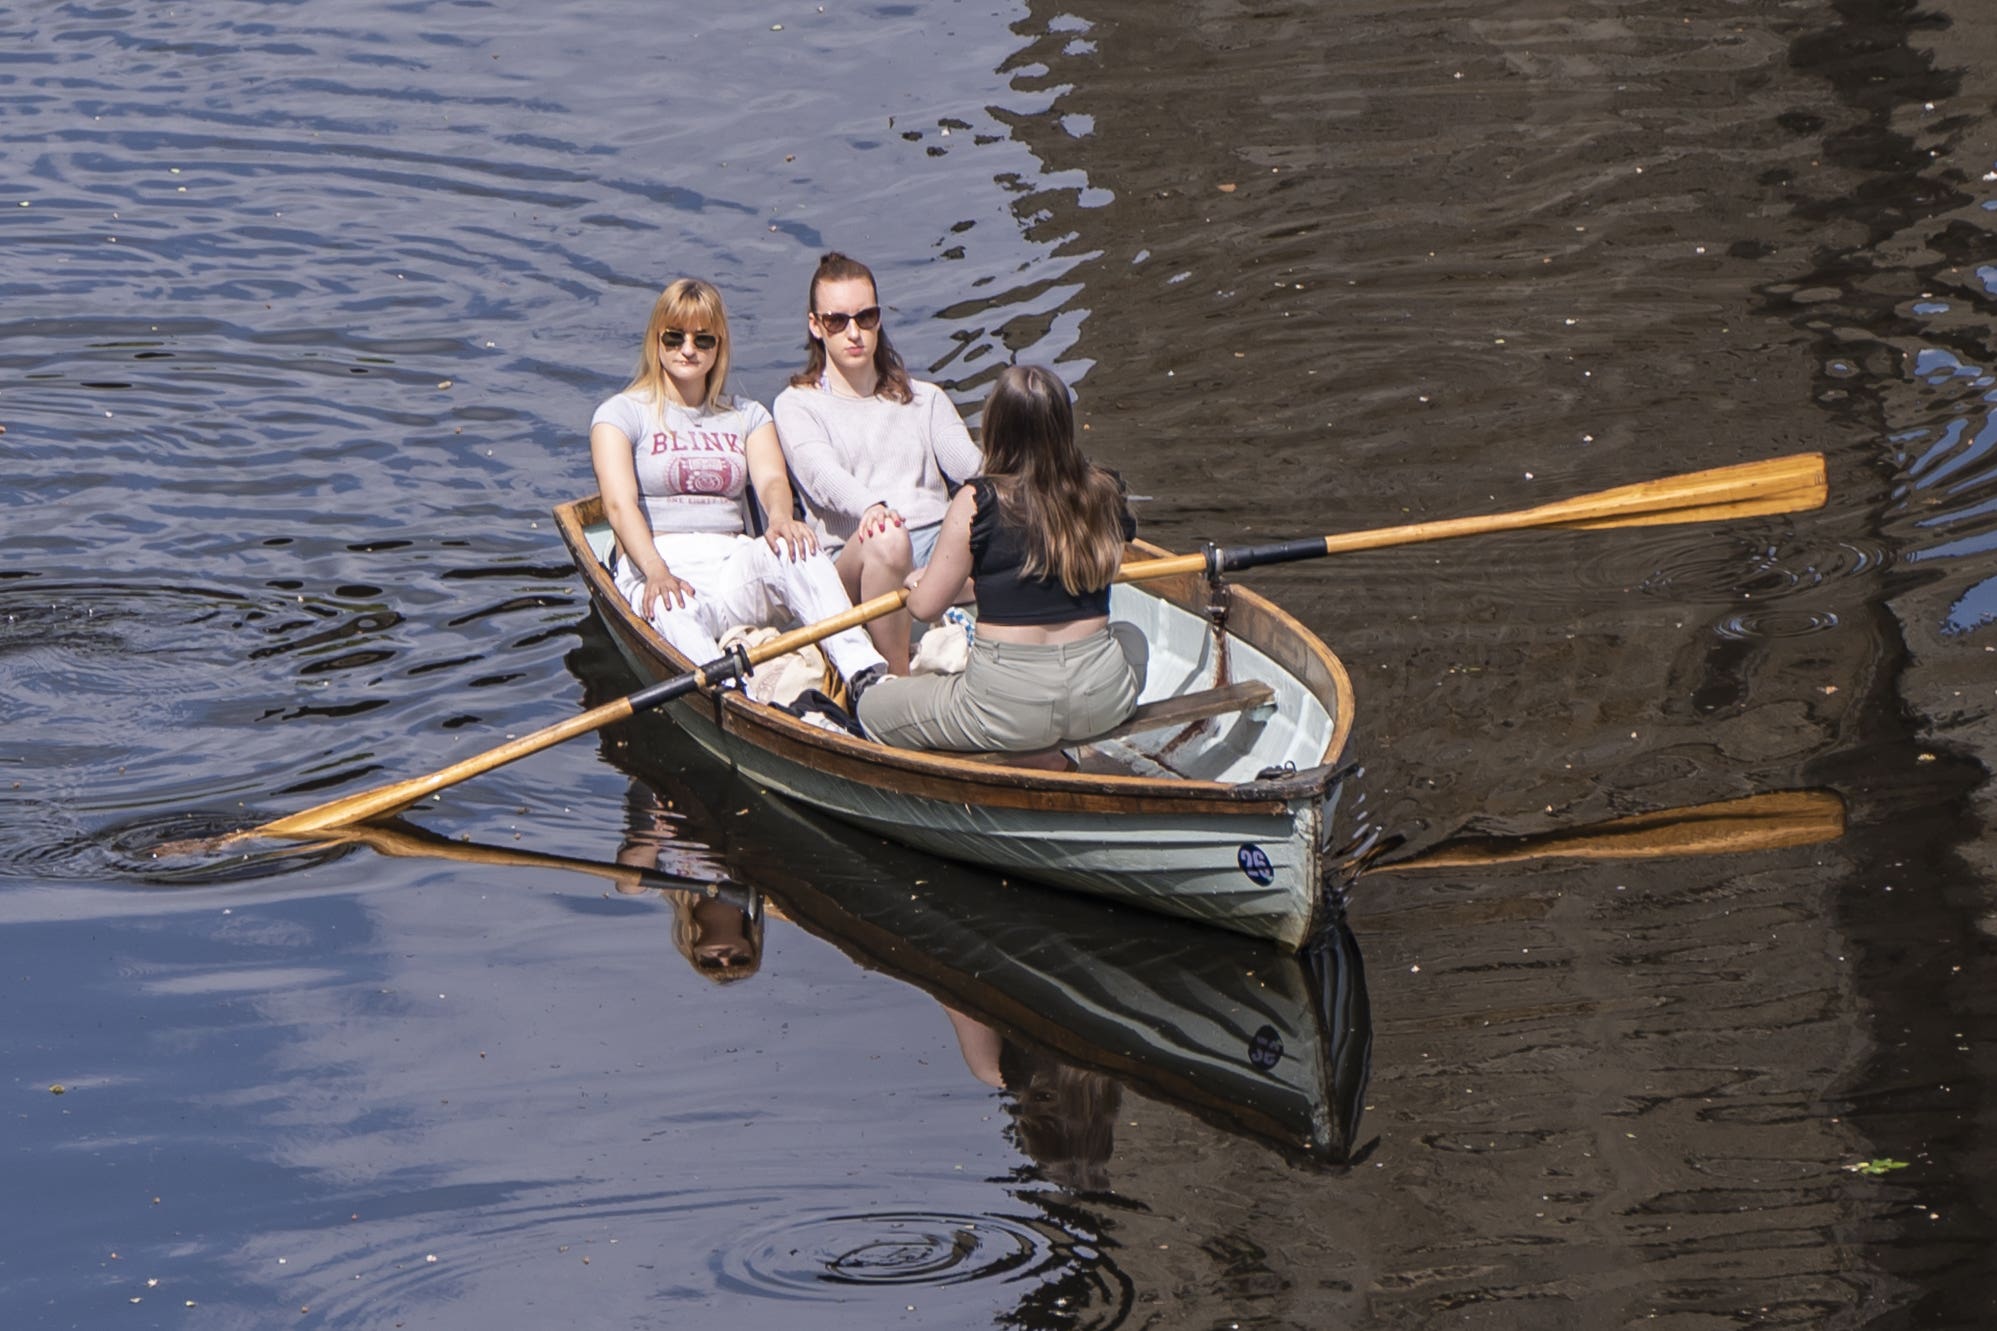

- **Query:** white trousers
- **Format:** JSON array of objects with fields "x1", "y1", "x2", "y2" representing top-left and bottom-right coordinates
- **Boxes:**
[{"x1": 614, "y1": 533, "x2": 886, "y2": 682}]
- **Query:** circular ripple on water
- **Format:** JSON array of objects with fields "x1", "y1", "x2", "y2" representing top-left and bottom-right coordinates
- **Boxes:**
[
  {"x1": 734, "y1": 1211, "x2": 1038, "y2": 1291},
  {"x1": 2, "y1": 579, "x2": 274, "y2": 695},
  {"x1": 718, "y1": 1210, "x2": 1130, "y2": 1324},
  {"x1": 0, "y1": 804, "x2": 352, "y2": 886},
  {"x1": 1637, "y1": 538, "x2": 1816, "y2": 602},
  {"x1": 1620, "y1": 534, "x2": 1872, "y2": 640},
  {"x1": 0, "y1": 577, "x2": 422, "y2": 813},
  {"x1": 1636, "y1": 535, "x2": 1891, "y2": 603},
  {"x1": 103, "y1": 809, "x2": 355, "y2": 883},
  {"x1": 1711, "y1": 607, "x2": 1842, "y2": 640}
]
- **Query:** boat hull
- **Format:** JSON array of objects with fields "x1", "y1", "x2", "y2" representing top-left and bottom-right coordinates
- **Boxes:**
[{"x1": 555, "y1": 497, "x2": 1355, "y2": 949}]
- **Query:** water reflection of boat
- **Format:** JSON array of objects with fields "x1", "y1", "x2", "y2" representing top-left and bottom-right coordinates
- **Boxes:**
[
  {"x1": 349, "y1": 685, "x2": 1373, "y2": 1169},
  {"x1": 751, "y1": 806, "x2": 1373, "y2": 1168},
  {"x1": 584, "y1": 707, "x2": 1372, "y2": 1168},
  {"x1": 554, "y1": 495, "x2": 1356, "y2": 951}
]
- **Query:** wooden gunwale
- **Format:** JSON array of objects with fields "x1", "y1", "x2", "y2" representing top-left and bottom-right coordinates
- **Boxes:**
[{"x1": 552, "y1": 495, "x2": 1353, "y2": 812}]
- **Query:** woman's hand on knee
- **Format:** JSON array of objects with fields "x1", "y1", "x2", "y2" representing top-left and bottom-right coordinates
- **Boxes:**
[
  {"x1": 860, "y1": 519, "x2": 914, "y2": 574},
  {"x1": 762, "y1": 518, "x2": 818, "y2": 562},
  {"x1": 858, "y1": 503, "x2": 904, "y2": 543},
  {"x1": 640, "y1": 570, "x2": 697, "y2": 618}
]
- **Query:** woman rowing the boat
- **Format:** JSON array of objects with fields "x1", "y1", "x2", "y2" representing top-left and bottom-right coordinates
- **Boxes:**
[
  {"x1": 857, "y1": 364, "x2": 1145, "y2": 764},
  {"x1": 589, "y1": 278, "x2": 888, "y2": 693},
  {"x1": 773, "y1": 252, "x2": 982, "y2": 673}
]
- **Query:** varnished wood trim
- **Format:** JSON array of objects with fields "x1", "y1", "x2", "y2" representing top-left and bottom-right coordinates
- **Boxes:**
[{"x1": 724, "y1": 704, "x2": 1297, "y2": 816}]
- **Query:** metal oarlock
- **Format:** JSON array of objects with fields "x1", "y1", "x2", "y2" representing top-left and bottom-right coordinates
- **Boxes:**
[
  {"x1": 716, "y1": 642, "x2": 753, "y2": 688},
  {"x1": 1201, "y1": 541, "x2": 1230, "y2": 624}
]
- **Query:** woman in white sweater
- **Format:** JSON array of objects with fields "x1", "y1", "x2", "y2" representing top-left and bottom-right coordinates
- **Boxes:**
[
  {"x1": 774, "y1": 252, "x2": 981, "y2": 673},
  {"x1": 589, "y1": 278, "x2": 887, "y2": 691}
]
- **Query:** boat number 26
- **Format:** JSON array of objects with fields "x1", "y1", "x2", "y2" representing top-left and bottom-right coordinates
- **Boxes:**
[{"x1": 1236, "y1": 844, "x2": 1274, "y2": 885}]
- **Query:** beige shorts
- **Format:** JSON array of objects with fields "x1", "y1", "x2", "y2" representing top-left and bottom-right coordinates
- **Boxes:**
[{"x1": 857, "y1": 623, "x2": 1147, "y2": 753}]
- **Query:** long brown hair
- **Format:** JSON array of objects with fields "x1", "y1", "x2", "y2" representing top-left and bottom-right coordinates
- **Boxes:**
[
  {"x1": 999, "y1": 1043, "x2": 1120, "y2": 1193},
  {"x1": 626, "y1": 278, "x2": 734, "y2": 413},
  {"x1": 788, "y1": 251, "x2": 914, "y2": 404},
  {"x1": 979, "y1": 365, "x2": 1127, "y2": 595}
]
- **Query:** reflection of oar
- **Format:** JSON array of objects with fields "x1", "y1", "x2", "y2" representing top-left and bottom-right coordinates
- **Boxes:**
[
  {"x1": 1369, "y1": 790, "x2": 1845, "y2": 873},
  {"x1": 1117, "y1": 452, "x2": 1826, "y2": 581},
  {"x1": 243, "y1": 452, "x2": 1824, "y2": 841},
  {"x1": 331, "y1": 819, "x2": 762, "y2": 910}
]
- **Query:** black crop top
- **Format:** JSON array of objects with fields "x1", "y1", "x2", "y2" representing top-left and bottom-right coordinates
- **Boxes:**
[{"x1": 967, "y1": 475, "x2": 1138, "y2": 625}]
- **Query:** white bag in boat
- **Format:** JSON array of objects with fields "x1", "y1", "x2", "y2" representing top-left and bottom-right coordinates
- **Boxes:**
[{"x1": 719, "y1": 625, "x2": 829, "y2": 707}]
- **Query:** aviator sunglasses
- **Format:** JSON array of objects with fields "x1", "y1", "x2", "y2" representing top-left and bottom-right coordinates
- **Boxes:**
[
  {"x1": 660, "y1": 329, "x2": 719, "y2": 351},
  {"x1": 696, "y1": 949, "x2": 757, "y2": 970},
  {"x1": 812, "y1": 306, "x2": 882, "y2": 335}
]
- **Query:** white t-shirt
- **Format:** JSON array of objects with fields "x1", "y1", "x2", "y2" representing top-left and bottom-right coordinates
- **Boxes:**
[{"x1": 591, "y1": 389, "x2": 773, "y2": 536}]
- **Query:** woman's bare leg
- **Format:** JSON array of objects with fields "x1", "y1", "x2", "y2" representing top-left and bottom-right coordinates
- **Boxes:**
[{"x1": 835, "y1": 527, "x2": 914, "y2": 673}]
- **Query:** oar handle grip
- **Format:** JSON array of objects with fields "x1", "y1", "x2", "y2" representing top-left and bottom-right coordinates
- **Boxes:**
[
  {"x1": 1110, "y1": 538, "x2": 1335, "y2": 584},
  {"x1": 1211, "y1": 537, "x2": 1335, "y2": 573}
]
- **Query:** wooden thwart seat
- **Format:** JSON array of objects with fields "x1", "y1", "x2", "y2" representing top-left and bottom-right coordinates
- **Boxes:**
[
  {"x1": 1092, "y1": 680, "x2": 1275, "y2": 743},
  {"x1": 959, "y1": 680, "x2": 1276, "y2": 767}
]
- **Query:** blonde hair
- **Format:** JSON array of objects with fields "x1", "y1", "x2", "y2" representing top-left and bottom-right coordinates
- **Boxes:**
[
  {"x1": 787, "y1": 251, "x2": 914, "y2": 404},
  {"x1": 626, "y1": 278, "x2": 734, "y2": 415},
  {"x1": 668, "y1": 891, "x2": 764, "y2": 985},
  {"x1": 979, "y1": 365, "x2": 1127, "y2": 595}
]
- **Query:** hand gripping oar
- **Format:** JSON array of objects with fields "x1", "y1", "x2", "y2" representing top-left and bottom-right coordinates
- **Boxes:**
[
  {"x1": 1115, "y1": 451, "x2": 1827, "y2": 583},
  {"x1": 243, "y1": 587, "x2": 912, "y2": 839},
  {"x1": 244, "y1": 451, "x2": 1824, "y2": 841}
]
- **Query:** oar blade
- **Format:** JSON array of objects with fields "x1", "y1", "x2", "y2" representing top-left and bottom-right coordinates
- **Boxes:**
[
  {"x1": 1561, "y1": 486, "x2": 1826, "y2": 530},
  {"x1": 1190, "y1": 453, "x2": 1829, "y2": 574},
  {"x1": 1541, "y1": 452, "x2": 1827, "y2": 531}
]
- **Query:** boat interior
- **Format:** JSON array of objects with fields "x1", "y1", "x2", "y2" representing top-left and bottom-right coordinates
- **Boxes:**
[{"x1": 577, "y1": 516, "x2": 1341, "y2": 784}]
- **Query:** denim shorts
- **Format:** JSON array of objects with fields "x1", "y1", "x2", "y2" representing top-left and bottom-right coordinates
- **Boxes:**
[{"x1": 825, "y1": 520, "x2": 941, "y2": 568}]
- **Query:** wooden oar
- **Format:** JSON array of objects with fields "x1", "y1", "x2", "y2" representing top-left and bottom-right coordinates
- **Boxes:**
[
  {"x1": 1368, "y1": 789, "x2": 1845, "y2": 872},
  {"x1": 243, "y1": 587, "x2": 913, "y2": 839},
  {"x1": 1116, "y1": 451, "x2": 1826, "y2": 582},
  {"x1": 245, "y1": 451, "x2": 1823, "y2": 842}
]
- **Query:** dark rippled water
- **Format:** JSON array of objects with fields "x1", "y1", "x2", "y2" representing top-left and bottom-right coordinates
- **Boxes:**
[{"x1": 6, "y1": 1, "x2": 1997, "y2": 1327}]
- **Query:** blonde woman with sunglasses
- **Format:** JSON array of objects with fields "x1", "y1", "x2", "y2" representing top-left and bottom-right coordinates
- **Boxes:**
[
  {"x1": 774, "y1": 252, "x2": 982, "y2": 673},
  {"x1": 589, "y1": 279, "x2": 888, "y2": 692}
]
